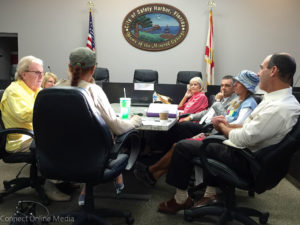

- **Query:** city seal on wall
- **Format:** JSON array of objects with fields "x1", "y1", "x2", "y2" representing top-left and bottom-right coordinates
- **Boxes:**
[{"x1": 122, "y1": 3, "x2": 189, "y2": 51}]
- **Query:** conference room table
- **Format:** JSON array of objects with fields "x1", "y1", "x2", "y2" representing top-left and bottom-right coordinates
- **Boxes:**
[{"x1": 111, "y1": 103, "x2": 177, "y2": 131}]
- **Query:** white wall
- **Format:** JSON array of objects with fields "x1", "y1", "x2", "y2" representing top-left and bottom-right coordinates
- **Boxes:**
[{"x1": 1, "y1": 0, "x2": 300, "y2": 85}]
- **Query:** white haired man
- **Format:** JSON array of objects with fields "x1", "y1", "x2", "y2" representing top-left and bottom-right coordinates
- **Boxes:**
[{"x1": 0, "y1": 55, "x2": 70, "y2": 202}]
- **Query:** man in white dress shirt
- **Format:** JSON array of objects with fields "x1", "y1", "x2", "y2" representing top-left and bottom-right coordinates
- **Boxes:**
[{"x1": 157, "y1": 53, "x2": 300, "y2": 214}]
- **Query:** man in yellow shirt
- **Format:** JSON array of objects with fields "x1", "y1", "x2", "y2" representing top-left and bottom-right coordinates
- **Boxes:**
[
  {"x1": 0, "y1": 56, "x2": 43, "y2": 152},
  {"x1": 0, "y1": 55, "x2": 71, "y2": 201}
]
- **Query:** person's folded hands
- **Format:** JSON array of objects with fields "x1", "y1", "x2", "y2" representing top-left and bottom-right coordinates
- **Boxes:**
[{"x1": 130, "y1": 115, "x2": 142, "y2": 128}]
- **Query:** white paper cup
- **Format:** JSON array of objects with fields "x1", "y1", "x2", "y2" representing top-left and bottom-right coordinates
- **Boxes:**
[{"x1": 159, "y1": 109, "x2": 169, "y2": 124}]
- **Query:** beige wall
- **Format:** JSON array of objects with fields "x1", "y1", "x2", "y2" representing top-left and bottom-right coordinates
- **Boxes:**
[{"x1": 1, "y1": 0, "x2": 300, "y2": 85}]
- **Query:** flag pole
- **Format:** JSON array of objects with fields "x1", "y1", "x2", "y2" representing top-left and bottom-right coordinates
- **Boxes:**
[
  {"x1": 204, "y1": 0, "x2": 216, "y2": 90},
  {"x1": 86, "y1": 1, "x2": 96, "y2": 52}
]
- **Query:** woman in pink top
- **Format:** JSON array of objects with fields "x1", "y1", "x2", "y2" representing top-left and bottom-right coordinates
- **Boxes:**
[{"x1": 178, "y1": 77, "x2": 208, "y2": 114}]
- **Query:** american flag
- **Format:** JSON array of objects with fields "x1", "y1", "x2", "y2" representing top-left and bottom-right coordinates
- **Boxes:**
[
  {"x1": 205, "y1": 9, "x2": 214, "y2": 85},
  {"x1": 86, "y1": 9, "x2": 95, "y2": 51}
]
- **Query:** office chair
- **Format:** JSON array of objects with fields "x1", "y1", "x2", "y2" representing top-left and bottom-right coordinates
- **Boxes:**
[
  {"x1": 0, "y1": 89, "x2": 4, "y2": 101},
  {"x1": 176, "y1": 71, "x2": 202, "y2": 85},
  {"x1": 0, "y1": 111, "x2": 48, "y2": 204},
  {"x1": 0, "y1": 80, "x2": 12, "y2": 90},
  {"x1": 253, "y1": 94, "x2": 263, "y2": 105},
  {"x1": 184, "y1": 118, "x2": 300, "y2": 225},
  {"x1": 32, "y1": 87, "x2": 140, "y2": 224},
  {"x1": 93, "y1": 67, "x2": 109, "y2": 86},
  {"x1": 133, "y1": 69, "x2": 158, "y2": 84}
]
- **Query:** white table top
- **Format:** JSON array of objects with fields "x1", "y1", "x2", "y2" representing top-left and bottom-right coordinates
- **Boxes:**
[{"x1": 111, "y1": 103, "x2": 177, "y2": 131}]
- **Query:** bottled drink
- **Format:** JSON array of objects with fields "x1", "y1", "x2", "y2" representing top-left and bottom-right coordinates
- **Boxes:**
[{"x1": 153, "y1": 91, "x2": 158, "y2": 103}]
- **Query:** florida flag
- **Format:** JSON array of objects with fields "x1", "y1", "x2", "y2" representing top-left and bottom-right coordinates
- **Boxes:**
[
  {"x1": 205, "y1": 9, "x2": 214, "y2": 85},
  {"x1": 86, "y1": 9, "x2": 95, "y2": 51}
]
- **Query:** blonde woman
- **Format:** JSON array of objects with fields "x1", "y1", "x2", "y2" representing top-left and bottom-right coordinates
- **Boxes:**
[
  {"x1": 178, "y1": 77, "x2": 208, "y2": 115},
  {"x1": 42, "y1": 72, "x2": 57, "y2": 88}
]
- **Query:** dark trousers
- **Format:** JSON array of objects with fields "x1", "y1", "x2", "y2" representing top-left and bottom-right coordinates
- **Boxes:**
[
  {"x1": 166, "y1": 139, "x2": 251, "y2": 190},
  {"x1": 149, "y1": 121, "x2": 206, "y2": 152}
]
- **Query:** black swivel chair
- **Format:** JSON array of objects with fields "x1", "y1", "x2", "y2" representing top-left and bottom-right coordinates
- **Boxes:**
[
  {"x1": 253, "y1": 94, "x2": 263, "y2": 105},
  {"x1": 0, "y1": 112, "x2": 48, "y2": 204},
  {"x1": 32, "y1": 87, "x2": 140, "y2": 224},
  {"x1": 184, "y1": 118, "x2": 300, "y2": 225},
  {"x1": 93, "y1": 67, "x2": 109, "y2": 86},
  {"x1": 176, "y1": 71, "x2": 202, "y2": 85},
  {"x1": 133, "y1": 69, "x2": 158, "y2": 84}
]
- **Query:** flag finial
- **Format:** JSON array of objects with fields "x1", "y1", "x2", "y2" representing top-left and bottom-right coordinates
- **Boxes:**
[
  {"x1": 208, "y1": 0, "x2": 216, "y2": 8},
  {"x1": 88, "y1": 1, "x2": 95, "y2": 8}
]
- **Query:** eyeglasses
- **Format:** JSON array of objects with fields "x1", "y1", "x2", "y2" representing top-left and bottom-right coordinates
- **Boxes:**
[{"x1": 25, "y1": 71, "x2": 44, "y2": 76}]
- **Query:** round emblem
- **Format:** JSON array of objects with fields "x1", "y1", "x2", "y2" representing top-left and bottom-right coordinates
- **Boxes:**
[{"x1": 122, "y1": 4, "x2": 189, "y2": 51}]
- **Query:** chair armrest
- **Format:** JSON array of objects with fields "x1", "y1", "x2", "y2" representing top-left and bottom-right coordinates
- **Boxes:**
[
  {"x1": 111, "y1": 129, "x2": 141, "y2": 170},
  {"x1": 0, "y1": 128, "x2": 34, "y2": 139},
  {"x1": 111, "y1": 129, "x2": 140, "y2": 158},
  {"x1": 0, "y1": 128, "x2": 35, "y2": 161},
  {"x1": 202, "y1": 123, "x2": 214, "y2": 133},
  {"x1": 178, "y1": 113, "x2": 190, "y2": 120},
  {"x1": 193, "y1": 135, "x2": 227, "y2": 170},
  {"x1": 203, "y1": 134, "x2": 226, "y2": 144}
]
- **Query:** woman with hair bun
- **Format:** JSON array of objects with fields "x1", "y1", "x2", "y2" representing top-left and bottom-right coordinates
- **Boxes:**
[{"x1": 57, "y1": 47, "x2": 142, "y2": 205}]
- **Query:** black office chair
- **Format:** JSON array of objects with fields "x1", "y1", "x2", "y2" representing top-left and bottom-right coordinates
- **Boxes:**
[
  {"x1": 32, "y1": 87, "x2": 140, "y2": 224},
  {"x1": 133, "y1": 69, "x2": 158, "y2": 84},
  {"x1": 176, "y1": 71, "x2": 202, "y2": 85},
  {"x1": 0, "y1": 111, "x2": 48, "y2": 204},
  {"x1": 253, "y1": 94, "x2": 263, "y2": 105},
  {"x1": 0, "y1": 80, "x2": 12, "y2": 90},
  {"x1": 0, "y1": 89, "x2": 4, "y2": 101},
  {"x1": 93, "y1": 67, "x2": 109, "y2": 86},
  {"x1": 184, "y1": 118, "x2": 300, "y2": 225}
]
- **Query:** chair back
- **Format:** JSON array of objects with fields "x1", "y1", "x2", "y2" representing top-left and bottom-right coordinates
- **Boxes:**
[
  {"x1": 253, "y1": 117, "x2": 300, "y2": 193},
  {"x1": 93, "y1": 67, "x2": 109, "y2": 86},
  {"x1": 33, "y1": 87, "x2": 113, "y2": 183},
  {"x1": 0, "y1": 110, "x2": 5, "y2": 130},
  {"x1": 133, "y1": 69, "x2": 158, "y2": 84},
  {"x1": 253, "y1": 94, "x2": 263, "y2": 105},
  {"x1": 176, "y1": 71, "x2": 202, "y2": 85}
]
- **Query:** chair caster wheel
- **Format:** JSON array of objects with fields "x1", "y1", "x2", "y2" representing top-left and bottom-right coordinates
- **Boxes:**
[
  {"x1": 126, "y1": 216, "x2": 134, "y2": 225},
  {"x1": 3, "y1": 181, "x2": 11, "y2": 190},
  {"x1": 259, "y1": 212, "x2": 269, "y2": 224},
  {"x1": 184, "y1": 215, "x2": 193, "y2": 222}
]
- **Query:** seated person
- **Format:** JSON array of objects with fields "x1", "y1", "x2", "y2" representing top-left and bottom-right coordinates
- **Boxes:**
[
  {"x1": 157, "y1": 53, "x2": 300, "y2": 214},
  {"x1": 57, "y1": 47, "x2": 143, "y2": 205},
  {"x1": 182, "y1": 75, "x2": 237, "y2": 124},
  {"x1": 134, "y1": 70, "x2": 259, "y2": 186},
  {"x1": 0, "y1": 56, "x2": 70, "y2": 201},
  {"x1": 148, "y1": 75, "x2": 236, "y2": 154},
  {"x1": 178, "y1": 77, "x2": 208, "y2": 115},
  {"x1": 42, "y1": 72, "x2": 57, "y2": 88}
]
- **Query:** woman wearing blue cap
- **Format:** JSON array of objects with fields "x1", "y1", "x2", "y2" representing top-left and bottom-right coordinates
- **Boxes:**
[{"x1": 223, "y1": 70, "x2": 259, "y2": 124}]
